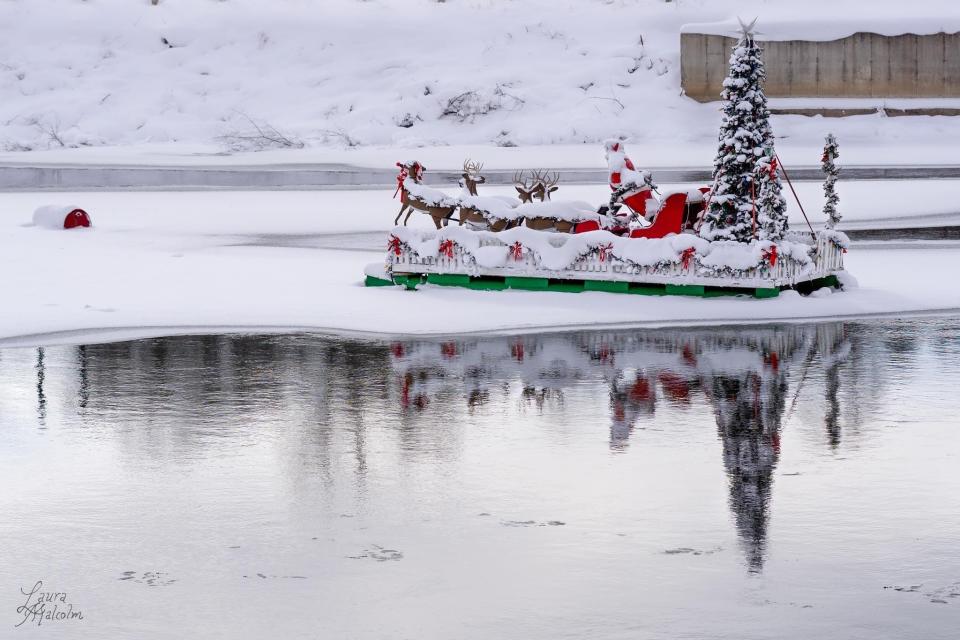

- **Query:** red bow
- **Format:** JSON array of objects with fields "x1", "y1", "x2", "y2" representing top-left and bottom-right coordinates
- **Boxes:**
[
  {"x1": 439, "y1": 239, "x2": 455, "y2": 259},
  {"x1": 393, "y1": 162, "x2": 408, "y2": 199},
  {"x1": 762, "y1": 245, "x2": 778, "y2": 267},
  {"x1": 768, "y1": 156, "x2": 778, "y2": 179},
  {"x1": 598, "y1": 243, "x2": 613, "y2": 262},
  {"x1": 510, "y1": 242, "x2": 523, "y2": 261},
  {"x1": 387, "y1": 235, "x2": 402, "y2": 256},
  {"x1": 680, "y1": 247, "x2": 696, "y2": 270}
]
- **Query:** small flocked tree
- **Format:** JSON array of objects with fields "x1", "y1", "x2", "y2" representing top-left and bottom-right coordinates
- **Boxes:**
[
  {"x1": 822, "y1": 133, "x2": 840, "y2": 229},
  {"x1": 701, "y1": 20, "x2": 787, "y2": 243}
]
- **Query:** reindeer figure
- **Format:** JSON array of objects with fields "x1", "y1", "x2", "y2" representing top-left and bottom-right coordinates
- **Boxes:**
[
  {"x1": 461, "y1": 159, "x2": 485, "y2": 196},
  {"x1": 521, "y1": 170, "x2": 574, "y2": 232},
  {"x1": 514, "y1": 170, "x2": 539, "y2": 203},
  {"x1": 393, "y1": 160, "x2": 458, "y2": 229},
  {"x1": 532, "y1": 171, "x2": 560, "y2": 202},
  {"x1": 458, "y1": 159, "x2": 521, "y2": 231}
]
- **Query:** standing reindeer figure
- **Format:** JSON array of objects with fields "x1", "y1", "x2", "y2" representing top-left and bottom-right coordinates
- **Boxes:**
[
  {"x1": 458, "y1": 160, "x2": 523, "y2": 231},
  {"x1": 520, "y1": 170, "x2": 575, "y2": 232},
  {"x1": 461, "y1": 159, "x2": 485, "y2": 196},
  {"x1": 393, "y1": 160, "x2": 458, "y2": 229},
  {"x1": 514, "y1": 170, "x2": 540, "y2": 203},
  {"x1": 532, "y1": 171, "x2": 560, "y2": 202}
]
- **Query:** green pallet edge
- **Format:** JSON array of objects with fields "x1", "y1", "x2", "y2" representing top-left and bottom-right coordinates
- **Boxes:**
[
  {"x1": 504, "y1": 276, "x2": 550, "y2": 290},
  {"x1": 665, "y1": 284, "x2": 706, "y2": 297},
  {"x1": 584, "y1": 280, "x2": 630, "y2": 293},
  {"x1": 627, "y1": 284, "x2": 667, "y2": 296},
  {"x1": 426, "y1": 273, "x2": 472, "y2": 287},
  {"x1": 366, "y1": 271, "x2": 835, "y2": 298},
  {"x1": 465, "y1": 278, "x2": 508, "y2": 291},
  {"x1": 364, "y1": 275, "x2": 395, "y2": 287}
]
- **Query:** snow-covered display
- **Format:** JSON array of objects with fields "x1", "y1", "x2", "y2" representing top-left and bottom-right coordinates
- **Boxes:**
[
  {"x1": 375, "y1": 139, "x2": 846, "y2": 296},
  {"x1": 33, "y1": 205, "x2": 92, "y2": 230},
  {"x1": 822, "y1": 133, "x2": 841, "y2": 229},
  {"x1": 700, "y1": 20, "x2": 787, "y2": 243}
]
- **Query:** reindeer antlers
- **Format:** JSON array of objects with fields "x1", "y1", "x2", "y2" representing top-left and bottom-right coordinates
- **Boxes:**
[
  {"x1": 514, "y1": 169, "x2": 536, "y2": 190},
  {"x1": 538, "y1": 170, "x2": 560, "y2": 189},
  {"x1": 463, "y1": 158, "x2": 484, "y2": 175}
]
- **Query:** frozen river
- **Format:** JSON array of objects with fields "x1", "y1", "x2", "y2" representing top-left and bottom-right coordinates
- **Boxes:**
[{"x1": 1, "y1": 319, "x2": 959, "y2": 638}]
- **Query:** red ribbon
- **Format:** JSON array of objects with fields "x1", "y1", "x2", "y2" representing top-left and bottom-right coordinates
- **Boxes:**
[
  {"x1": 762, "y1": 245, "x2": 778, "y2": 267},
  {"x1": 439, "y1": 239, "x2": 455, "y2": 259},
  {"x1": 680, "y1": 247, "x2": 696, "y2": 270},
  {"x1": 393, "y1": 162, "x2": 408, "y2": 199},
  {"x1": 598, "y1": 243, "x2": 613, "y2": 262},
  {"x1": 768, "y1": 156, "x2": 779, "y2": 179},
  {"x1": 510, "y1": 242, "x2": 524, "y2": 261},
  {"x1": 387, "y1": 235, "x2": 402, "y2": 256}
]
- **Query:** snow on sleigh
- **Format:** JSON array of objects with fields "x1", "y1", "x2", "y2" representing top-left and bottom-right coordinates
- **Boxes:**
[{"x1": 368, "y1": 24, "x2": 849, "y2": 299}]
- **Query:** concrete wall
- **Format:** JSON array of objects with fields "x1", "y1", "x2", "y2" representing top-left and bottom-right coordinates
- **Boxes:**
[{"x1": 681, "y1": 31, "x2": 960, "y2": 101}]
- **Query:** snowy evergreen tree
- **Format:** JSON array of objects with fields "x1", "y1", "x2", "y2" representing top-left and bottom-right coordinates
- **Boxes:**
[
  {"x1": 822, "y1": 133, "x2": 841, "y2": 229},
  {"x1": 701, "y1": 20, "x2": 787, "y2": 243}
]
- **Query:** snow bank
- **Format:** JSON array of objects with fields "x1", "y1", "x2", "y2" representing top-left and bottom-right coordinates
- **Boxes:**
[{"x1": 2, "y1": 0, "x2": 957, "y2": 158}]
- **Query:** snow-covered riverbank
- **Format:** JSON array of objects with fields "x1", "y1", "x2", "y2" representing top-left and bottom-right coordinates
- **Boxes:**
[
  {"x1": 2, "y1": 188, "x2": 959, "y2": 348},
  {"x1": 2, "y1": 0, "x2": 960, "y2": 162}
]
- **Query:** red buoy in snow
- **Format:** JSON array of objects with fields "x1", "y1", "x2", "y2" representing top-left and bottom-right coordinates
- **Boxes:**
[
  {"x1": 33, "y1": 205, "x2": 92, "y2": 229},
  {"x1": 63, "y1": 209, "x2": 91, "y2": 228}
]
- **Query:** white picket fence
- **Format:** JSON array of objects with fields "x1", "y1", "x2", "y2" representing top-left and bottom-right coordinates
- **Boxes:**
[{"x1": 390, "y1": 233, "x2": 844, "y2": 290}]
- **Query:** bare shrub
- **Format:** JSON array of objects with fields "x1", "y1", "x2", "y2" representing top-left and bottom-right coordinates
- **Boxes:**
[{"x1": 218, "y1": 112, "x2": 304, "y2": 152}]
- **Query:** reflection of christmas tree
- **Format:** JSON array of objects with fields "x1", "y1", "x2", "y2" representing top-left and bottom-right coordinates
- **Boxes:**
[{"x1": 705, "y1": 331, "x2": 799, "y2": 573}]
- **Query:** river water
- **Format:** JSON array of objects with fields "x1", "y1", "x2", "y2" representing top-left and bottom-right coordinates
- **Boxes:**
[{"x1": 1, "y1": 319, "x2": 959, "y2": 639}]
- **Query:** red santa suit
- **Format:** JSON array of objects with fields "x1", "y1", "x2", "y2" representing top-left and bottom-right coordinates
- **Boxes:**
[{"x1": 603, "y1": 140, "x2": 658, "y2": 221}]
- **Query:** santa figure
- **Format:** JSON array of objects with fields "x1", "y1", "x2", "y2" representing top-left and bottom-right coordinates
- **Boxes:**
[{"x1": 603, "y1": 139, "x2": 658, "y2": 223}]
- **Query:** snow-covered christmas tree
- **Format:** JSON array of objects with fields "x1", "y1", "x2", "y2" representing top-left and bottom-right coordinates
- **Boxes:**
[
  {"x1": 701, "y1": 19, "x2": 788, "y2": 243},
  {"x1": 822, "y1": 133, "x2": 841, "y2": 229}
]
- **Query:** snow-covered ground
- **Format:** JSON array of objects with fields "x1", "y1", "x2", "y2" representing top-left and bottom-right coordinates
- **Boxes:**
[
  {"x1": 2, "y1": 187, "x2": 959, "y2": 348},
  {"x1": 2, "y1": 0, "x2": 960, "y2": 167}
]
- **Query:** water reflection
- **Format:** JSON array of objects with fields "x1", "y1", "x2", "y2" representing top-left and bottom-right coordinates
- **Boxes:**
[
  {"x1": 391, "y1": 324, "x2": 855, "y2": 571},
  {"x1": 2, "y1": 320, "x2": 941, "y2": 574}
]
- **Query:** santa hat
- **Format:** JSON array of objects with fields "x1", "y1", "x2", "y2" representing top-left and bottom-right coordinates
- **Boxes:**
[{"x1": 603, "y1": 139, "x2": 624, "y2": 153}]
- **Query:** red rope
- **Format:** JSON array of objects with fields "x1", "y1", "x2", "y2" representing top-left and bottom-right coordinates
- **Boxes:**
[{"x1": 775, "y1": 154, "x2": 816, "y2": 238}]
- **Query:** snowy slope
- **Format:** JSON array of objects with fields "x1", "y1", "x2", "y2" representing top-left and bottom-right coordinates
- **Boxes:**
[{"x1": 1, "y1": 0, "x2": 959, "y2": 159}]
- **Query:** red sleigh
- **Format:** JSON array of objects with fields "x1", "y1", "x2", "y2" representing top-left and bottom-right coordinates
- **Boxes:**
[{"x1": 576, "y1": 188, "x2": 710, "y2": 238}]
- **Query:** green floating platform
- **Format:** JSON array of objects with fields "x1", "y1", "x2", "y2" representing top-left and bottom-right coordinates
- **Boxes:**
[{"x1": 368, "y1": 272, "x2": 843, "y2": 298}]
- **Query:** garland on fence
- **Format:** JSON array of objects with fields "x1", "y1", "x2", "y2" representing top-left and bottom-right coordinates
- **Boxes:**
[{"x1": 386, "y1": 227, "x2": 820, "y2": 277}]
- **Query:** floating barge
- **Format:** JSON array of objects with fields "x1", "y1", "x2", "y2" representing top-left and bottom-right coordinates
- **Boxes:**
[{"x1": 365, "y1": 226, "x2": 847, "y2": 299}]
